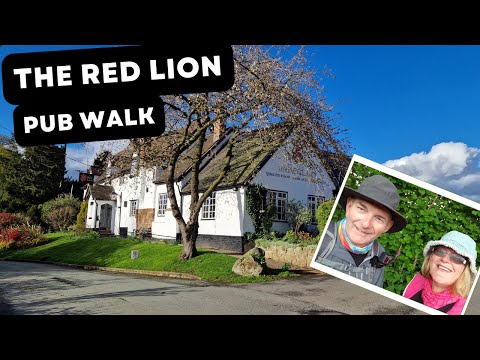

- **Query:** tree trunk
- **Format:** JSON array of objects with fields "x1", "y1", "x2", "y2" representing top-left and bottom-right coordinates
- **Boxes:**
[{"x1": 180, "y1": 222, "x2": 199, "y2": 260}]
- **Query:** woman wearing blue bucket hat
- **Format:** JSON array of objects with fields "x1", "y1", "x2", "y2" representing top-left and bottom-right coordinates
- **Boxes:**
[{"x1": 403, "y1": 230, "x2": 478, "y2": 315}]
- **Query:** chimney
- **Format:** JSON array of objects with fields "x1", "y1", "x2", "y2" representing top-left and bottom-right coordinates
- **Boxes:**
[{"x1": 212, "y1": 119, "x2": 226, "y2": 142}]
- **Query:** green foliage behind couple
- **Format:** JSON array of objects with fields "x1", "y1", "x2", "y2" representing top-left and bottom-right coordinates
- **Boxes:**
[{"x1": 330, "y1": 163, "x2": 480, "y2": 295}]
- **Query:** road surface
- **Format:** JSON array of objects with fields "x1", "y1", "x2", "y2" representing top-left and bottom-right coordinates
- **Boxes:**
[{"x1": 0, "y1": 261, "x2": 428, "y2": 315}]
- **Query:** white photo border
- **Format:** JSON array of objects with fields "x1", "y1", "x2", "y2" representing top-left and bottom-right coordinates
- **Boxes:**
[{"x1": 309, "y1": 154, "x2": 480, "y2": 315}]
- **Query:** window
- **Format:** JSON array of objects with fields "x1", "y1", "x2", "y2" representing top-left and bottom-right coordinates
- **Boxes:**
[
  {"x1": 130, "y1": 200, "x2": 138, "y2": 216},
  {"x1": 308, "y1": 195, "x2": 325, "y2": 223},
  {"x1": 267, "y1": 190, "x2": 287, "y2": 221},
  {"x1": 202, "y1": 192, "x2": 216, "y2": 219},
  {"x1": 158, "y1": 193, "x2": 168, "y2": 216}
]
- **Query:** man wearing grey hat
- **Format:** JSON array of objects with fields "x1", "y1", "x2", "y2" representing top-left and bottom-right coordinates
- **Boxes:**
[{"x1": 315, "y1": 175, "x2": 408, "y2": 287}]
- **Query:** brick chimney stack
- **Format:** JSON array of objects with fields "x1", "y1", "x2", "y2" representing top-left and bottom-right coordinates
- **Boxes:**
[{"x1": 213, "y1": 119, "x2": 226, "y2": 142}]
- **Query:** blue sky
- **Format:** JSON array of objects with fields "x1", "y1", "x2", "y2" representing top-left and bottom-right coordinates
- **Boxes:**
[{"x1": 1, "y1": 45, "x2": 480, "y2": 201}]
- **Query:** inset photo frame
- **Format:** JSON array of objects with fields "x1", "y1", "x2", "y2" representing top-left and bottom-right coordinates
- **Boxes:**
[{"x1": 310, "y1": 154, "x2": 480, "y2": 315}]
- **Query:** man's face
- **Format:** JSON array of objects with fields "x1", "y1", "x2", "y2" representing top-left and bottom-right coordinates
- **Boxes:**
[{"x1": 344, "y1": 197, "x2": 394, "y2": 247}]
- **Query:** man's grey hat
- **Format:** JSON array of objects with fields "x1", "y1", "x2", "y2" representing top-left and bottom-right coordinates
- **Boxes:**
[{"x1": 339, "y1": 175, "x2": 408, "y2": 233}]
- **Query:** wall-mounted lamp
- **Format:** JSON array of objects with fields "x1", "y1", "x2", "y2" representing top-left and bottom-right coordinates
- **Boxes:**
[{"x1": 233, "y1": 187, "x2": 238, "y2": 191}]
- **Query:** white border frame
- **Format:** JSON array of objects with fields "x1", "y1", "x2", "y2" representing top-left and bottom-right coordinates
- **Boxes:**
[{"x1": 309, "y1": 154, "x2": 480, "y2": 315}]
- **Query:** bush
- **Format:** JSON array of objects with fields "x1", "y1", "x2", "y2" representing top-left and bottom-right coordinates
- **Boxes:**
[
  {"x1": 0, "y1": 227, "x2": 24, "y2": 242},
  {"x1": 282, "y1": 229, "x2": 316, "y2": 245},
  {"x1": 26, "y1": 205, "x2": 42, "y2": 225},
  {"x1": 14, "y1": 224, "x2": 47, "y2": 249},
  {"x1": 245, "y1": 184, "x2": 276, "y2": 234},
  {"x1": 41, "y1": 194, "x2": 81, "y2": 231},
  {"x1": 286, "y1": 200, "x2": 311, "y2": 235},
  {"x1": 0, "y1": 239, "x2": 15, "y2": 251},
  {"x1": 0, "y1": 213, "x2": 16, "y2": 228},
  {"x1": 72, "y1": 201, "x2": 89, "y2": 234},
  {"x1": 282, "y1": 230, "x2": 297, "y2": 243},
  {"x1": 315, "y1": 199, "x2": 335, "y2": 234}
]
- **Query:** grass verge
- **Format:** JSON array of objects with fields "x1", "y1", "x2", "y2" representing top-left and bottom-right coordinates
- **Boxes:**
[{"x1": 0, "y1": 232, "x2": 299, "y2": 283}]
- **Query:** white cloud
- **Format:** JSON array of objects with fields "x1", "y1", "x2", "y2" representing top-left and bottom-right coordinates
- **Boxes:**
[
  {"x1": 384, "y1": 142, "x2": 480, "y2": 203},
  {"x1": 65, "y1": 140, "x2": 128, "y2": 179}
]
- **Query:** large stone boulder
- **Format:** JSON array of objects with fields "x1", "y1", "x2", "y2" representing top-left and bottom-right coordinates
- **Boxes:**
[{"x1": 232, "y1": 247, "x2": 265, "y2": 277}]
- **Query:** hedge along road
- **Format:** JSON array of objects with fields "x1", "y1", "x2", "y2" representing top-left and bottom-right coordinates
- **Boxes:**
[{"x1": 0, "y1": 261, "x2": 426, "y2": 315}]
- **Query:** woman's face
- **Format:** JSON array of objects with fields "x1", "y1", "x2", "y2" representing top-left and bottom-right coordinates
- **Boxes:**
[{"x1": 429, "y1": 246, "x2": 467, "y2": 292}]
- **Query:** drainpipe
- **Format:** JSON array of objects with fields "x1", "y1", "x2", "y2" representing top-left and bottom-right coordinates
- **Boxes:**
[
  {"x1": 117, "y1": 192, "x2": 122, "y2": 235},
  {"x1": 177, "y1": 181, "x2": 183, "y2": 244},
  {"x1": 92, "y1": 199, "x2": 98, "y2": 230}
]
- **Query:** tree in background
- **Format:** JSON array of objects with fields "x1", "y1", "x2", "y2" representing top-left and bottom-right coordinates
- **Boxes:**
[
  {"x1": 22, "y1": 145, "x2": 66, "y2": 206},
  {"x1": 0, "y1": 137, "x2": 67, "y2": 213},
  {"x1": 91, "y1": 150, "x2": 112, "y2": 175},
  {"x1": 133, "y1": 46, "x2": 349, "y2": 259},
  {"x1": 0, "y1": 136, "x2": 29, "y2": 212}
]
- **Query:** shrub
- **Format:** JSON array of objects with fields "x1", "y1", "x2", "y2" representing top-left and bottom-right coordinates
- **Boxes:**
[
  {"x1": 315, "y1": 198, "x2": 335, "y2": 234},
  {"x1": 12, "y1": 213, "x2": 32, "y2": 226},
  {"x1": 296, "y1": 231, "x2": 312, "y2": 242},
  {"x1": 286, "y1": 200, "x2": 311, "y2": 235},
  {"x1": 26, "y1": 205, "x2": 42, "y2": 225},
  {"x1": 245, "y1": 184, "x2": 276, "y2": 234},
  {"x1": 281, "y1": 229, "x2": 317, "y2": 245},
  {"x1": 282, "y1": 230, "x2": 297, "y2": 243},
  {"x1": 41, "y1": 194, "x2": 81, "y2": 231},
  {"x1": 72, "y1": 201, "x2": 89, "y2": 234},
  {"x1": 0, "y1": 227, "x2": 24, "y2": 243},
  {"x1": 0, "y1": 213, "x2": 16, "y2": 228},
  {"x1": 0, "y1": 240, "x2": 15, "y2": 251},
  {"x1": 14, "y1": 224, "x2": 47, "y2": 249}
]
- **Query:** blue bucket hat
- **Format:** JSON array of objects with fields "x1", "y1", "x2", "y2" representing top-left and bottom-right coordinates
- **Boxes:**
[{"x1": 424, "y1": 231, "x2": 478, "y2": 276}]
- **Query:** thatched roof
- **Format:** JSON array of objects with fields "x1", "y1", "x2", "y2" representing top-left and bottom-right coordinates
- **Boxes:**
[
  {"x1": 181, "y1": 125, "x2": 291, "y2": 193},
  {"x1": 88, "y1": 184, "x2": 115, "y2": 200},
  {"x1": 95, "y1": 128, "x2": 231, "y2": 184},
  {"x1": 180, "y1": 124, "x2": 349, "y2": 194}
]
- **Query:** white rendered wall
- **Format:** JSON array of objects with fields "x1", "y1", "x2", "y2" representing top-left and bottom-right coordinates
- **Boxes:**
[
  {"x1": 151, "y1": 183, "x2": 181, "y2": 240},
  {"x1": 250, "y1": 147, "x2": 336, "y2": 233},
  {"x1": 109, "y1": 167, "x2": 156, "y2": 235},
  {"x1": 182, "y1": 187, "x2": 245, "y2": 237},
  {"x1": 85, "y1": 196, "x2": 116, "y2": 231},
  {"x1": 85, "y1": 195, "x2": 96, "y2": 229}
]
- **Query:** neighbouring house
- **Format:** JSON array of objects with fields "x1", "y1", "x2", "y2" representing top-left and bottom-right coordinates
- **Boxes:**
[{"x1": 84, "y1": 122, "x2": 347, "y2": 253}]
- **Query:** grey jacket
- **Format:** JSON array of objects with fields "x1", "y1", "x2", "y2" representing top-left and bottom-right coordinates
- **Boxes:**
[{"x1": 315, "y1": 221, "x2": 385, "y2": 287}]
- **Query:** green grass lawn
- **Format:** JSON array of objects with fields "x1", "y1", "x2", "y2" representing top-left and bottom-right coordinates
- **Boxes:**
[{"x1": 0, "y1": 232, "x2": 298, "y2": 283}]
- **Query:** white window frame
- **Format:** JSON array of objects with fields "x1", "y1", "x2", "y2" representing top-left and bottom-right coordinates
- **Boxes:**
[
  {"x1": 202, "y1": 192, "x2": 216, "y2": 219},
  {"x1": 267, "y1": 190, "x2": 288, "y2": 221},
  {"x1": 158, "y1": 193, "x2": 168, "y2": 216},
  {"x1": 130, "y1": 200, "x2": 138, "y2": 216},
  {"x1": 308, "y1": 195, "x2": 325, "y2": 224}
]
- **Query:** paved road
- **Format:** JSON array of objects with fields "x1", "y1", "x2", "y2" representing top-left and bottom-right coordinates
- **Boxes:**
[{"x1": 0, "y1": 261, "x2": 427, "y2": 315}]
